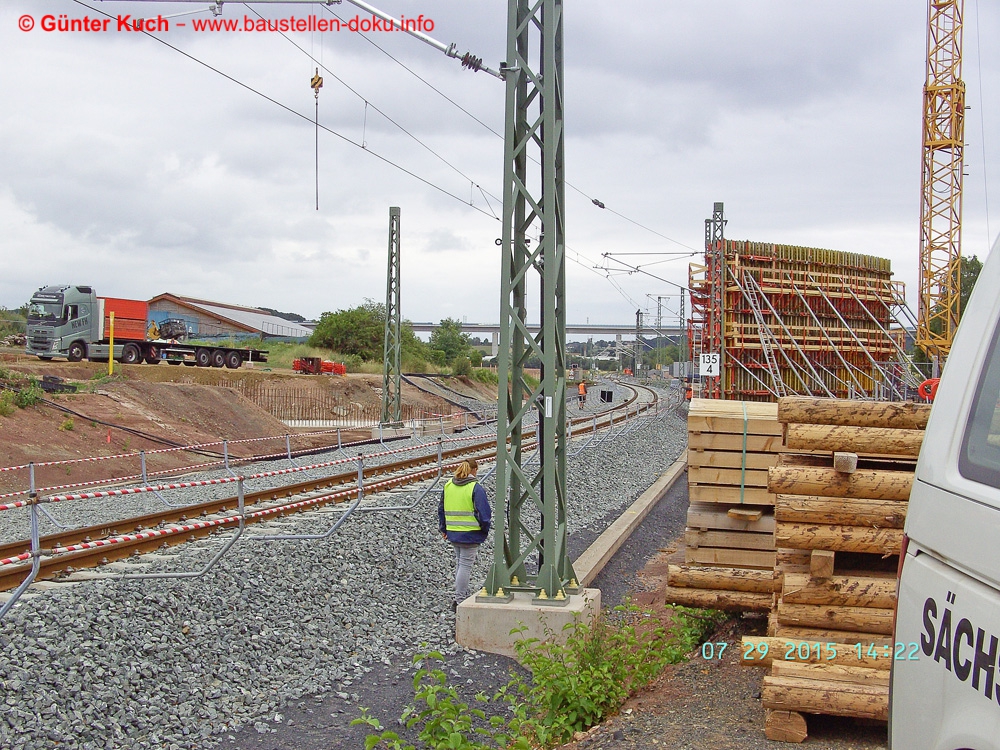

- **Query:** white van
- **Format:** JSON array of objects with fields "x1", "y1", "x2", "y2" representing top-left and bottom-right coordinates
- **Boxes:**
[{"x1": 892, "y1": 239, "x2": 1000, "y2": 749}]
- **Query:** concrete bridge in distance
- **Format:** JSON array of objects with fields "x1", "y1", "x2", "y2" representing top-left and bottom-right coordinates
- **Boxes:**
[{"x1": 409, "y1": 322, "x2": 685, "y2": 355}]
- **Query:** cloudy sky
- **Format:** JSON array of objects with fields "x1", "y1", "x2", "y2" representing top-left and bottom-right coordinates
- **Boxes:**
[{"x1": 2, "y1": 1, "x2": 997, "y2": 331}]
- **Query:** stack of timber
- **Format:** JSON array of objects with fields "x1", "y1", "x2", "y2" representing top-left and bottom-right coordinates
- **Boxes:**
[
  {"x1": 666, "y1": 399, "x2": 792, "y2": 612},
  {"x1": 742, "y1": 396, "x2": 929, "y2": 743}
]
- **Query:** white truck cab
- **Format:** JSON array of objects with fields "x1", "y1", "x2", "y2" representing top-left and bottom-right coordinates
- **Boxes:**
[{"x1": 892, "y1": 238, "x2": 1000, "y2": 748}]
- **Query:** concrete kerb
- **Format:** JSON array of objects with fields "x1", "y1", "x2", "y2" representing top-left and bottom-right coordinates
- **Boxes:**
[{"x1": 454, "y1": 455, "x2": 688, "y2": 658}]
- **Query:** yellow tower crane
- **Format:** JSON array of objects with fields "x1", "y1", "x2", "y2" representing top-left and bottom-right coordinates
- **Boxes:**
[{"x1": 917, "y1": 0, "x2": 965, "y2": 368}]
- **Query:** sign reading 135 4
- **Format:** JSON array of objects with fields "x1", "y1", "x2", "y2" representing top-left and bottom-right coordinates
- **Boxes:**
[{"x1": 700, "y1": 352, "x2": 720, "y2": 377}]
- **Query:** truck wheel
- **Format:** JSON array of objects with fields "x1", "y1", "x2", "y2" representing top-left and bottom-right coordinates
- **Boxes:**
[
  {"x1": 195, "y1": 348, "x2": 211, "y2": 367},
  {"x1": 210, "y1": 349, "x2": 225, "y2": 368},
  {"x1": 67, "y1": 342, "x2": 86, "y2": 362},
  {"x1": 144, "y1": 345, "x2": 160, "y2": 365},
  {"x1": 224, "y1": 351, "x2": 242, "y2": 369},
  {"x1": 121, "y1": 344, "x2": 142, "y2": 365}
]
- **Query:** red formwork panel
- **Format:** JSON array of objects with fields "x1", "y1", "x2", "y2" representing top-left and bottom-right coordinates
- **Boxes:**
[{"x1": 99, "y1": 297, "x2": 149, "y2": 341}]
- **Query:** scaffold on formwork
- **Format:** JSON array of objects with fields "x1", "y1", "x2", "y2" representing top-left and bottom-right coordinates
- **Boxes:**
[{"x1": 689, "y1": 233, "x2": 923, "y2": 402}]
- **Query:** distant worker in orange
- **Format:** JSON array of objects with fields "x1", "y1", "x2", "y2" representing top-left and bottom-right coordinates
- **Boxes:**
[{"x1": 577, "y1": 380, "x2": 587, "y2": 407}]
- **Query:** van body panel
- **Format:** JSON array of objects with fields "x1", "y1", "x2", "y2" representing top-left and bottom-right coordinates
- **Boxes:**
[
  {"x1": 906, "y1": 480, "x2": 1000, "y2": 591},
  {"x1": 893, "y1": 549, "x2": 1000, "y2": 748},
  {"x1": 891, "y1": 236, "x2": 1000, "y2": 748}
]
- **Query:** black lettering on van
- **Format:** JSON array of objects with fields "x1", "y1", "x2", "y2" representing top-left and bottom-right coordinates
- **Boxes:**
[
  {"x1": 954, "y1": 618, "x2": 974, "y2": 681},
  {"x1": 973, "y1": 628, "x2": 998, "y2": 699},
  {"x1": 934, "y1": 608, "x2": 953, "y2": 671},
  {"x1": 921, "y1": 597, "x2": 937, "y2": 657}
]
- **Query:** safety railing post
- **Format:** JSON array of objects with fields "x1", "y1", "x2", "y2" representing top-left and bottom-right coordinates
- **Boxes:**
[
  {"x1": 285, "y1": 434, "x2": 292, "y2": 460},
  {"x1": 357, "y1": 452, "x2": 364, "y2": 503},
  {"x1": 223, "y1": 441, "x2": 230, "y2": 472},
  {"x1": 0, "y1": 492, "x2": 41, "y2": 620},
  {"x1": 140, "y1": 451, "x2": 148, "y2": 484}
]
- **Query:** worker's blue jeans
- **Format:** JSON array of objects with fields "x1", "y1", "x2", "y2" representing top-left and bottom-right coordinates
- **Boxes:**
[{"x1": 452, "y1": 542, "x2": 479, "y2": 605}]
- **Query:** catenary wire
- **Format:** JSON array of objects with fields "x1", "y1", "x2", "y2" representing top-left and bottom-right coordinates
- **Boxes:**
[{"x1": 71, "y1": 0, "x2": 500, "y2": 222}]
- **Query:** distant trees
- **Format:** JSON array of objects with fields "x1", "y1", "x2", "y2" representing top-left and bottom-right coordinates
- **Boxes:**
[
  {"x1": 308, "y1": 306, "x2": 487, "y2": 373},
  {"x1": 309, "y1": 300, "x2": 425, "y2": 362}
]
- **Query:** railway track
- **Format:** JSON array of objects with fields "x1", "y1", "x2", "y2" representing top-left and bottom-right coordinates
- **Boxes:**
[{"x1": 0, "y1": 382, "x2": 661, "y2": 595}]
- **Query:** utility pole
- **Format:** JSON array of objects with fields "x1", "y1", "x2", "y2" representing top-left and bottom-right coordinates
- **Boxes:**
[
  {"x1": 634, "y1": 309, "x2": 642, "y2": 374},
  {"x1": 486, "y1": 0, "x2": 576, "y2": 604},
  {"x1": 381, "y1": 206, "x2": 402, "y2": 425},
  {"x1": 704, "y1": 202, "x2": 726, "y2": 398}
]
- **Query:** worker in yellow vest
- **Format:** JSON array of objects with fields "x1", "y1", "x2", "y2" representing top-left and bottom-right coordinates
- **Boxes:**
[{"x1": 439, "y1": 457, "x2": 491, "y2": 612}]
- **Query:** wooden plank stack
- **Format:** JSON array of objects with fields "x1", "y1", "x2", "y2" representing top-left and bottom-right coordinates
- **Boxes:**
[
  {"x1": 665, "y1": 399, "x2": 792, "y2": 612},
  {"x1": 742, "y1": 396, "x2": 929, "y2": 743}
]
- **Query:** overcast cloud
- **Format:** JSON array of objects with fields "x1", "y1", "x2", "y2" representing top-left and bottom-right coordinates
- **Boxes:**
[{"x1": 1, "y1": 1, "x2": 997, "y2": 330}]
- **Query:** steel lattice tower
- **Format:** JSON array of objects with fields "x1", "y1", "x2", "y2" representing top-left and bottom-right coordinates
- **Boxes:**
[
  {"x1": 917, "y1": 0, "x2": 964, "y2": 364},
  {"x1": 381, "y1": 206, "x2": 402, "y2": 425},
  {"x1": 485, "y1": 0, "x2": 576, "y2": 604},
  {"x1": 704, "y1": 202, "x2": 726, "y2": 398}
]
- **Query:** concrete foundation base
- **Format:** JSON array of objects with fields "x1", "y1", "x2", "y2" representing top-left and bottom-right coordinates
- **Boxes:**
[
  {"x1": 414, "y1": 420, "x2": 456, "y2": 436},
  {"x1": 370, "y1": 426, "x2": 412, "y2": 439},
  {"x1": 455, "y1": 588, "x2": 601, "y2": 659}
]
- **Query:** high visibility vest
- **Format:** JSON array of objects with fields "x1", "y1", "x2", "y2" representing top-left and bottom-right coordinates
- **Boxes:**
[{"x1": 443, "y1": 479, "x2": 479, "y2": 532}]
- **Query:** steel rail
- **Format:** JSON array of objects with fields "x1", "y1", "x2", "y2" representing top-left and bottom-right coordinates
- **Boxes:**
[{"x1": 0, "y1": 384, "x2": 656, "y2": 593}]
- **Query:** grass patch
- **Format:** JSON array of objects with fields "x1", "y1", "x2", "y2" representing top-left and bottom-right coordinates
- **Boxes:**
[
  {"x1": 471, "y1": 368, "x2": 498, "y2": 387},
  {"x1": 0, "y1": 391, "x2": 15, "y2": 417},
  {"x1": 58, "y1": 417, "x2": 74, "y2": 431},
  {"x1": 355, "y1": 603, "x2": 727, "y2": 749}
]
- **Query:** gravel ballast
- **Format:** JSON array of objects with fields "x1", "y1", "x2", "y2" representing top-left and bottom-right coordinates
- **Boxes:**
[{"x1": 0, "y1": 382, "x2": 684, "y2": 750}]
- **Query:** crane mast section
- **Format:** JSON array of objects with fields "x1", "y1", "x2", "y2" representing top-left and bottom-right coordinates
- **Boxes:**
[{"x1": 917, "y1": 0, "x2": 965, "y2": 361}]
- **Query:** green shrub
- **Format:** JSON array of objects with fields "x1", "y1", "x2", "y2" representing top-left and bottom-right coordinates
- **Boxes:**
[
  {"x1": 59, "y1": 417, "x2": 74, "y2": 431},
  {"x1": 452, "y1": 356, "x2": 473, "y2": 377},
  {"x1": 14, "y1": 381, "x2": 43, "y2": 408},
  {"x1": 356, "y1": 604, "x2": 728, "y2": 748},
  {"x1": 0, "y1": 391, "x2": 15, "y2": 417}
]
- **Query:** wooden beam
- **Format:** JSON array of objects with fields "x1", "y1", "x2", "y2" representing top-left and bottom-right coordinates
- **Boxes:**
[
  {"x1": 688, "y1": 431, "x2": 787, "y2": 453},
  {"x1": 809, "y1": 550, "x2": 835, "y2": 579},
  {"x1": 785, "y1": 423, "x2": 923, "y2": 457},
  {"x1": 775, "y1": 522, "x2": 903, "y2": 555},
  {"x1": 775, "y1": 495, "x2": 907, "y2": 528},
  {"x1": 662, "y1": 585, "x2": 772, "y2": 612},
  {"x1": 687, "y1": 503, "x2": 774, "y2": 532},
  {"x1": 689, "y1": 466, "x2": 770, "y2": 488},
  {"x1": 685, "y1": 547, "x2": 776, "y2": 568},
  {"x1": 740, "y1": 636, "x2": 891, "y2": 670},
  {"x1": 782, "y1": 572, "x2": 897, "y2": 609},
  {"x1": 833, "y1": 452, "x2": 859, "y2": 474},
  {"x1": 668, "y1": 564, "x2": 777, "y2": 593},
  {"x1": 762, "y1": 675, "x2": 888, "y2": 721},
  {"x1": 685, "y1": 529, "x2": 775, "y2": 551},
  {"x1": 776, "y1": 602, "x2": 895, "y2": 635},
  {"x1": 689, "y1": 485, "x2": 775, "y2": 505},
  {"x1": 768, "y1": 465, "x2": 913, "y2": 500},
  {"x1": 687, "y1": 415, "x2": 783, "y2": 436},
  {"x1": 777, "y1": 396, "x2": 930, "y2": 430},
  {"x1": 770, "y1": 624, "x2": 893, "y2": 649},
  {"x1": 687, "y1": 449, "x2": 779, "y2": 470},
  {"x1": 764, "y1": 710, "x2": 808, "y2": 743},
  {"x1": 771, "y1": 661, "x2": 890, "y2": 687}
]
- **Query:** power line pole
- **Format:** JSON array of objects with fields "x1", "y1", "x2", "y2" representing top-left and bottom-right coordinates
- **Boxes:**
[
  {"x1": 705, "y1": 202, "x2": 726, "y2": 398},
  {"x1": 381, "y1": 206, "x2": 402, "y2": 425},
  {"x1": 486, "y1": 0, "x2": 575, "y2": 604}
]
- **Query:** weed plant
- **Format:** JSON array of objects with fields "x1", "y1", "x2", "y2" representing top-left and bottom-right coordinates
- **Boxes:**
[
  {"x1": 354, "y1": 603, "x2": 728, "y2": 749},
  {"x1": 0, "y1": 391, "x2": 15, "y2": 417}
]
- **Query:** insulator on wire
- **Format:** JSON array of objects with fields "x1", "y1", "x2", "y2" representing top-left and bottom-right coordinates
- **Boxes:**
[{"x1": 460, "y1": 52, "x2": 483, "y2": 72}]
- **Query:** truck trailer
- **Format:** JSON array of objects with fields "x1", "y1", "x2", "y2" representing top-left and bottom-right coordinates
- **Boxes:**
[{"x1": 25, "y1": 285, "x2": 268, "y2": 368}]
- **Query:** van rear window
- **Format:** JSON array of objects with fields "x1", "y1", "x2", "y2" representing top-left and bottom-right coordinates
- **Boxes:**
[{"x1": 960, "y1": 318, "x2": 1000, "y2": 487}]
